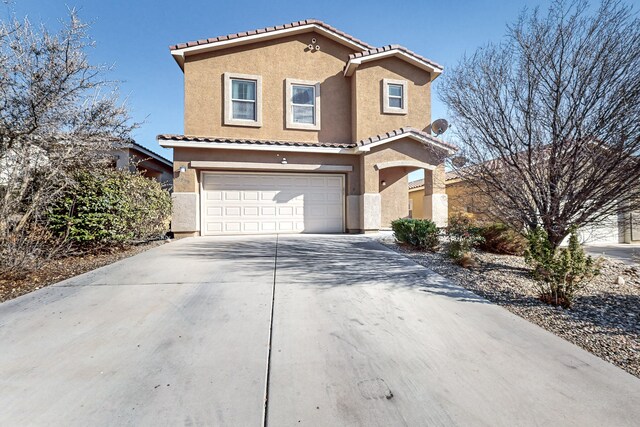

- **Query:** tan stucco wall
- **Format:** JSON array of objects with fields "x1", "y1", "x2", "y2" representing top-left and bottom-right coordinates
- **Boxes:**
[
  {"x1": 362, "y1": 139, "x2": 445, "y2": 193},
  {"x1": 362, "y1": 138, "x2": 446, "y2": 227},
  {"x1": 446, "y1": 179, "x2": 493, "y2": 223},
  {"x1": 379, "y1": 167, "x2": 410, "y2": 227},
  {"x1": 173, "y1": 147, "x2": 360, "y2": 196},
  {"x1": 351, "y1": 58, "x2": 432, "y2": 141},
  {"x1": 184, "y1": 32, "x2": 355, "y2": 143},
  {"x1": 408, "y1": 179, "x2": 492, "y2": 223},
  {"x1": 409, "y1": 189, "x2": 425, "y2": 219}
]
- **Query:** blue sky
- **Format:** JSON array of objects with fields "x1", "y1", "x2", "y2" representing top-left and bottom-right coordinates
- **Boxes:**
[{"x1": 8, "y1": 0, "x2": 623, "y2": 162}]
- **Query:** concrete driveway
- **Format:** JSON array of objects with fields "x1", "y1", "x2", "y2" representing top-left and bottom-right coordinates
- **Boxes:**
[
  {"x1": 1, "y1": 235, "x2": 639, "y2": 426},
  {"x1": 585, "y1": 244, "x2": 640, "y2": 265}
]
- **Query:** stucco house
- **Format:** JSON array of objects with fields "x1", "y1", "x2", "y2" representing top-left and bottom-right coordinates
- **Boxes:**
[
  {"x1": 409, "y1": 176, "x2": 640, "y2": 244},
  {"x1": 112, "y1": 140, "x2": 173, "y2": 186},
  {"x1": 159, "y1": 19, "x2": 455, "y2": 237}
]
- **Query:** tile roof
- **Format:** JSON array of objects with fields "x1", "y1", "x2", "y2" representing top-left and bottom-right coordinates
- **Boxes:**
[
  {"x1": 356, "y1": 127, "x2": 457, "y2": 151},
  {"x1": 169, "y1": 19, "x2": 375, "y2": 51},
  {"x1": 408, "y1": 171, "x2": 461, "y2": 190},
  {"x1": 158, "y1": 128, "x2": 456, "y2": 153},
  {"x1": 156, "y1": 134, "x2": 356, "y2": 149},
  {"x1": 408, "y1": 179, "x2": 424, "y2": 190},
  {"x1": 114, "y1": 138, "x2": 172, "y2": 166},
  {"x1": 347, "y1": 44, "x2": 443, "y2": 71}
]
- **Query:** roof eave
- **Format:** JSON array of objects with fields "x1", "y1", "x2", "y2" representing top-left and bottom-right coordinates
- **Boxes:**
[
  {"x1": 343, "y1": 50, "x2": 443, "y2": 79},
  {"x1": 357, "y1": 133, "x2": 456, "y2": 155},
  {"x1": 157, "y1": 137, "x2": 358, "y2": 154},
  {"x1": 169, "y1": 23, "x2": 370, "y2": 70}
]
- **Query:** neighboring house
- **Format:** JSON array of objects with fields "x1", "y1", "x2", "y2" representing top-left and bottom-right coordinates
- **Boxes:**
[
  {"x1": 112, "y1": 140, "x2": 173, "y2": 187},
  {"x1": 408, "y1": 176, "x2": 639, "y2": 244},
  {"x1": 158, "y1": 19, "x2": 456, "y2": 237}
]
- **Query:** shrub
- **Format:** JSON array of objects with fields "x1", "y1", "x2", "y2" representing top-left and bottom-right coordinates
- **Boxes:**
[
  {"x1": 524, "y1": 227, "x2": 599, "y2": 308},
  {"x1": 391, "y1": 218, "x2": 439, "y2": 251},
  {"x1": 445, "y1": 214, "x2": 484, "y2": 261},
  {"x1": 48, "y1": 169, "x2": 171, "y2": 245},
  {"x1": 478, "y1": 223, "x2": 527, "y2": 255}
]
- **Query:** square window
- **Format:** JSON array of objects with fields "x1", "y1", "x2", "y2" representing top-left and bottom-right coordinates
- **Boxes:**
[
  {"x1": 292, "y1": 105, "x2": 314, "y2": 124},
  {"x1": 292, "y1": 86, "x2": 314, "y2": 105},
  {"x1": 388, "y1": 84, "x2": 403, "y2": 97},
  {"x1": 383, "y1": 79, "x2": 408, "y2": 114}
]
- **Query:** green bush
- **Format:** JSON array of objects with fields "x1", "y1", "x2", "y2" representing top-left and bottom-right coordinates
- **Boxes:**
[
  {"x1": 48, "y1": 169, "x2": 171, "y2": 245},
  {"x1": 524, "y1": 227, "x2": 599, "y2": 308},
  {"x1": 445, "y1": 214, "x2": 484, "y2": 260},
  {"x1": 478, "y1": 223, "x2": 527, "y2": 255},
  {"x1": 391, "y1": 218, "x2": 439, "y2": 251}
]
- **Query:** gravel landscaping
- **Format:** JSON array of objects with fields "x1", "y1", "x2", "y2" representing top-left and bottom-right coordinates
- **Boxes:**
[
  {"x1": 0, "y1": 240, "x2": 165, "y2": 303},
  {"x1": 379, "y1": 236, "x2": 640, "y2": 379}
]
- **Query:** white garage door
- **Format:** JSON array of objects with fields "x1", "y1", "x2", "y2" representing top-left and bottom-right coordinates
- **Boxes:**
[{"x1": 201, "y1": 172, "x2": 344, "y2": 235}]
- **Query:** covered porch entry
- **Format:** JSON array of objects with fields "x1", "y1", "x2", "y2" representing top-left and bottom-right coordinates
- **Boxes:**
[{"x1": 355, "y1": 131, "x2": 452, "y2": 232}]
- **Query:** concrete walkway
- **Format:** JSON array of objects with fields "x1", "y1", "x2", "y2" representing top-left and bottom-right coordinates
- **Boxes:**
[
  {"x1": 1, "y1": 235, "x2": 639, "y2": 426},
  {"x1": 585, "y1": 244, "x2": 640, "y2": 265}
]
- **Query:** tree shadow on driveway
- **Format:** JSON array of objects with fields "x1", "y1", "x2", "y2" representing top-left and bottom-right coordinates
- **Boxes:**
[{"x1": 170, "y1": 236, "x2": 491, "y2": 305}]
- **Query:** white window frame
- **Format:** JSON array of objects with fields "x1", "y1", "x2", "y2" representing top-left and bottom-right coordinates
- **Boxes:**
[
  {"x1": 382, "y1": 78, "x2": 408, "y2": 115},
  {"x1": 285, "y1": 78, "x2": 321, "y2": 130},
  {"x1": 224, "y1": 72, "x2": 262, "y2": 127}
]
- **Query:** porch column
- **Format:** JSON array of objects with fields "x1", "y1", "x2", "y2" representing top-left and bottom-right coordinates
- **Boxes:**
[
  {"x1": 423, "y1": 166, "x2": 448, "y2": 227},
  {"x1": 361, "y1": 167, "x2": 381, "y2": 232}
]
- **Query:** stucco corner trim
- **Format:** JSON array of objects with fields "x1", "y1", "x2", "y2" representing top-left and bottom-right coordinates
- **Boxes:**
[{"x1": 171, "y1": 192, "x2": 200, "y2": 232}]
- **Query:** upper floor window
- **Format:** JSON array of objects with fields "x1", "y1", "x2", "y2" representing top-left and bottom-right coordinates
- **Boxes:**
[
  {"x1": 232, "y1": 80, "x2": 256, "y2": 119},
  {"x1": 224, "y1": 72, "x2": 262, "y2": 127},
  {"x1": 286, "y1": 78, "x2": 321, "y2": 130},
  {"x1": 382, "y1": 78, "x2": 408, "y2": 115}
]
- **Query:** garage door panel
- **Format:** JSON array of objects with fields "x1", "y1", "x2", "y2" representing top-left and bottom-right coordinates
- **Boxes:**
[
  {"x1": 202, "y1": 172, "x2": 344, "y2": 235},
  {"x1": 243, "y1": 207, "x2": 259, "y2": 216},
  {"x1": 243, "y1": 222, "x2": 260, "y2": 232}
]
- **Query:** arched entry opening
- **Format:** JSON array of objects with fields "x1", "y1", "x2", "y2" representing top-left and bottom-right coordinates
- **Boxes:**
[{"x1": 374, "y1": 160, "x2": 446, "y2": 229}]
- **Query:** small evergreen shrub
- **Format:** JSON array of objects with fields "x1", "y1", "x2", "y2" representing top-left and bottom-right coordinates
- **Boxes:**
[
  {"x1": 48, "y1": 169, "x2": 171, "y2": 245},
  {"x1": 391, "y1": 218, "x2": 439, "y2": 251},
  {"x1": 445, "y1": 214, "x2": 484, "y2": 262},
  {"x1": 478, "y1": 223, "x2": 527, "y2": 255},
  {"x1": 524, "y1": 227, "x2": 599, "y2": 308}
]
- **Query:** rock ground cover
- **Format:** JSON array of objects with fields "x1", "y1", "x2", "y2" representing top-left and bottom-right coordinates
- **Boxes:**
[
  {"x1": 379, "y1": 236, "x2": 640, "y2": 379},
  {"x1": 0, "y1": 240, "x2": 165, "y2": 303}
]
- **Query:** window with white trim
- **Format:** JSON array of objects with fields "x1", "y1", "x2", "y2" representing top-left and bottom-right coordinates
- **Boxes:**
[
  {"x1": 224, "y1": 72, "x2": 262, "y2": 127},
  {"x1": 382, "y1": 78, "x2": 408, "y2": 114},
  {"x1": 292, "y1": 85, "x2": 315, "y2": 124},
  {"x1": 231, "y1": 79, "x2": 256, "y2": 120},
  {"x1": 285, "y1": 78, "x2": 321, "y2": 130}
]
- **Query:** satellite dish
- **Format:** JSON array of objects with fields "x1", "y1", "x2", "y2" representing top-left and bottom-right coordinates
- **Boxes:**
[
  {"x1": 451, "y1": 155, "x2": 467, "y2": 168},
  {"x1": 432, "y1": 118, "x2": 449, "y2": 136}
]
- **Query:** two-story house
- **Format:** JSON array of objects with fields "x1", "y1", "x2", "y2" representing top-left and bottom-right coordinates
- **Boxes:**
[{"x1": 159, "y1": 19, "x2": 456, "y2": 237}]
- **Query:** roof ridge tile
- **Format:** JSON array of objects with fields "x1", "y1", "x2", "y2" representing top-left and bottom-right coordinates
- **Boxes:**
[{"x1": 169, "y1": 19, "x2": 375, "y2": 51}]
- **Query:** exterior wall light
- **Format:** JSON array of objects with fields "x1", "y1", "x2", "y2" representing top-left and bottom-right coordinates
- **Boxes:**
[
  {"x1": 178, "y1": 165, "x2": 187, "y2": 173},
  {"x1": 381, "y1": 180, "x2": 386, "y2": 186},
  {"x1": 281, "y1": 157, "x2": 288, "y2": 164}
]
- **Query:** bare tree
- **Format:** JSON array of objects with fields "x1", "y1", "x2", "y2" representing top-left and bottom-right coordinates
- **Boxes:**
[
  {"x1": 0, "y1": 10, "x2": 136, "y2": 272},
  {"x1": 439, "y1": 0, "x2": 640, "y2": 248}
]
